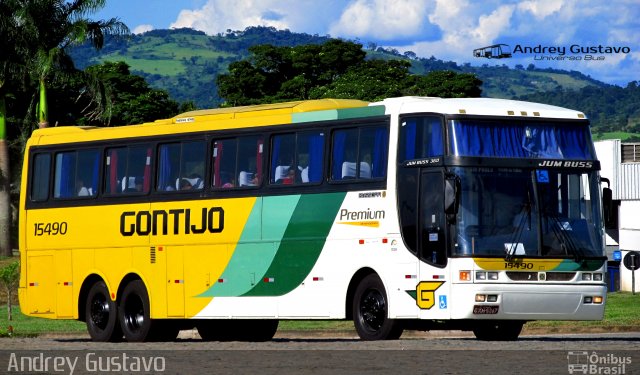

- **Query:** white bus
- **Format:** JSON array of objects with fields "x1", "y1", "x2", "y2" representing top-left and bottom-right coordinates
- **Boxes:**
[{"x1": 19, "y1": 97, "x2": 608, "y2": 342}]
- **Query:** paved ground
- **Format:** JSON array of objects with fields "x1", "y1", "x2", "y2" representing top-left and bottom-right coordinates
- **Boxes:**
[{"x1": 1, "y1": 330, "x2": 638, "y2": 374}]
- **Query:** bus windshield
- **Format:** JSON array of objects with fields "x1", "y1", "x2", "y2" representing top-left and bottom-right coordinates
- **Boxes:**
[
  {"x1": 452, "y1": 167, "x2": 604, "y2": 258},
  {"x1": 448, "y1": 119, "x2": 595, "y2": 159}
]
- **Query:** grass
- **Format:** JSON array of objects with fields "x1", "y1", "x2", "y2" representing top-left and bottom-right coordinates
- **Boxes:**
[
  {"x1": 593, "y1": 131, "x2": 640, "y2": 141},
  {"x1": 2, "y1": 256, "x2": 637, "y2": 336},
  {"x1": 525, "y1": 292, "x2": 640, "y2": 332},
  {"x1": 1, "y1": 292, "x2": 638, "y2": 337}
]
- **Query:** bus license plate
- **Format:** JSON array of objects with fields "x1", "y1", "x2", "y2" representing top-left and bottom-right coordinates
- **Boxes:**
[{"x1": 473, "y1": 305, "x2": 499, "y2": 314}]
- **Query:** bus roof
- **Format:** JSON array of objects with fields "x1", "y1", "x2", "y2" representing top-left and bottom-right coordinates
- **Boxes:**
[
  {"x1": 27, "y1": 96, "x2": 588, "y2": 146},
  {"x1": 374, "y1": 96, "x2": 587, "y2": 120},
  {"x1": 27, "y1": 99, "x2": 373, "y2": 146}
]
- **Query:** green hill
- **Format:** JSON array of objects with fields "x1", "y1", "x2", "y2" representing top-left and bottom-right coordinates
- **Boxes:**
[
  {"x1": 70, "y1": 26, "x2": 638, "y2": 135},
  {"x1": 71, "y1": 26, "x2": 606, "y2": 108}
]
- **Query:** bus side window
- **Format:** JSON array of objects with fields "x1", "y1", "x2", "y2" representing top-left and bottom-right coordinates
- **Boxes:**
[
  {"x1": 53, "y1": 149, "x2": 99, "y2": 199},
  {"x1": 399, "y1": 116, "x2": 443, "y2": 163},
  {"x1": 30, "y1": 153, "x2": 51, "y2": 202},
  {"x1": 270, "y1": 131, "x2": 323, "y2": 186},
  {"x1": 106, "y1": 145, "x2": 152, "y2": 194},
  {"x1": 331, "y1": 125, "x2": 388, "y2": 181},
  {"x1": 158, "y1": 141, "x2": 205, "y2": 192}
]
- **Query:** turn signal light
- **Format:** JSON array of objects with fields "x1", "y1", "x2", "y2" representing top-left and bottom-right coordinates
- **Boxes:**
[{"x1": 459, "y1": 271, "x2": 471, "y2": 281}]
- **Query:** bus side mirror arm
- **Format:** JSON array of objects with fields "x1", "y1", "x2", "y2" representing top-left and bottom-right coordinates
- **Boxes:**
[{"x1": 445, "y1": 174, "x2": 460, "y2": 224}]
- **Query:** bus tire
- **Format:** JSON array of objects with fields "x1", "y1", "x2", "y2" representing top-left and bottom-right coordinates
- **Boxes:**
[
  {"x1": 85, "y1": 281, "x2": 122, "y2": 342},
  {"x1": 352, "y1": 274, "x2": 403, "y2": 340},
  {"x1": 118, "y1": 280, "x2": 153, "y2": 342},
  {"x1": 472, "y1": 320, "x2": 523, "y2": 341}
]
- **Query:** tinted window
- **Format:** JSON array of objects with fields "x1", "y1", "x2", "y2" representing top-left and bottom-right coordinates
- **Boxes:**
[
  {"x1": 331, "y1": 125, "x2": 388, "y2": 181},
  {"x1": 157, "y1": 141, "x2": 206, "y2": 191},
  {"x1": 53, "y1": 149, "x2": 100, "y2": 198},
  {"x1": 271, "y1": 131, "x2": 324, "y2": 185},
  {"x1": 399, "y1": 116, "x2": 444, "y2": 163},
  {"x1": 30, "y1": 153, "x2": 51, "y2": 202},
  {"x1": 213, "y1": 135, "x2": 263, "y2": 189},
  {"x1": 105, "y1": 145, "x2": 152, "y2": 194}
]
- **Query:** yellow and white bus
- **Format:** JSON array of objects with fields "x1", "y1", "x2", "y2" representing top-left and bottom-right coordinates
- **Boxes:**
[{"x1": 19, "y1": 97, "x2": 609, "y2": 342}]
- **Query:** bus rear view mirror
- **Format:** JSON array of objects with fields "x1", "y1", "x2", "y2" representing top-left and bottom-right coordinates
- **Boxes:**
[
  {"x1": 602, "y1": 186, "x2": 614, "y2": 228},
  {"x1": 445, "y1": 174, "x2": 460, "y2": 221}
]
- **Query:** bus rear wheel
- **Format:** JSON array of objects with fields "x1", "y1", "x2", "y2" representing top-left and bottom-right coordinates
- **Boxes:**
[
  {"x1": 118, "y1": 280, "x2": 156, "y2": 342},
  {"x1": 352, "y1": 274, "x2": 403, "y2": 340},
  {"x1": 85, "y1": 281, "x2": 122, "y2": 342},
  {"x1": 472, "y1": 320, "x2": 524, "y2": 341}
]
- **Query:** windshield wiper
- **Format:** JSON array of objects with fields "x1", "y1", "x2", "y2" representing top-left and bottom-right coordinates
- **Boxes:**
[
  {"x1": 543, "y1": 212, "x2": 583, "y2": 263},
  {"x1": 506, "y1": 190, "x2": 532, "y2": 262}
]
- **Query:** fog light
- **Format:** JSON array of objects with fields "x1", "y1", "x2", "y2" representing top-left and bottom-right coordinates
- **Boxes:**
[
  {"x1": 593, "y1": 273, "x2": 603, "y2": 281},
  {"x1": 460, "y1": 271, "x2": 471, "y2": 281},
  {"x1": 487, "y1": 295, "x2": 498, "y2": 302},
  {"x1": 582, "y1": 273, "x2": 592, "y2": 281},
  {"x1": 593, "y1": 296, "x2": 603, "y2": 304},
  {"x1": 476, "y1": 271, "x2": 487, "y2": 280},
  {"x1": 475, "y1": 294, "x2": 486, "y2": 302},
  {"x1": 488, "y1": 272, "x2": 499, "y2": 280},
  {"x1": 584, "y1": 296, "x2": 593, "y2": 304}
]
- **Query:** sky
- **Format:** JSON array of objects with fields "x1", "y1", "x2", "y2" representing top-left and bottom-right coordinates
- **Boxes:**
[{"x1": 94, "y1": 0, "x2": 640, "y2": 86}]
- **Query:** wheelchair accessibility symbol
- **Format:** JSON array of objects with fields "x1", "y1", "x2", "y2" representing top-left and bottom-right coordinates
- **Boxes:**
[{"x1": 439, "y1": 295, "x2": 447, "y2": 309}]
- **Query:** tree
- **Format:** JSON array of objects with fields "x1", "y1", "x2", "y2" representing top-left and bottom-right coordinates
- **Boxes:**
[
  {"x1": 81, "y1": 61, "x2": 181, "y2": 125},
  {"x1": 18, "y1": 0, "x2": 129, "y2": 128},
  {"x1": 217, "y1": 40, "x2": 366, "y2": 105},
  {"x1": 0, "y1": 261, "x2": 19, "y2": 321},
  {"x1": 217, "y1": 40, "x2": 483, "y2": 105}
]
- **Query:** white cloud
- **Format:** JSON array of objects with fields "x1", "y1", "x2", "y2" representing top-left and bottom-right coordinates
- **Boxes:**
[
  {"x1": 160, "y1": 0, "x2": 639, "y2": 85},
  {"x1": 517, "y1": 0, "x2": 563, "y2": 20},
  {"x1": 329, "y1": 0, "x2": 430, "y2": 40},
  {"x1": 170, "y1": 0, "x2": 290, "y2": 34},
  {"x1": 393, "y1": 2, "x2": 515, "y2": 61},
  {"x1": 132, "y1": 24, "x2": 154, "y2": 35},
  {"x1": 169, "y1": 0, "x2": 342, "y2": 35}
]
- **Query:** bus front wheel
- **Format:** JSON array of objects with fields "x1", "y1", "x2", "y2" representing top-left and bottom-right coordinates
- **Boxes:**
[
  {"x1": 352, "y1": 274, "x2": 403, "y2": 340},
  {"x1": 472, "y1": 320, "x2": 524, "y2": 341},
  {"x1": 85, "y1": 281, "x2": 122, "y2": 342}
]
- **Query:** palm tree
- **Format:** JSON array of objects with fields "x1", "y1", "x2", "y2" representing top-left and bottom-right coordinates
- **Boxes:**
[
  {"x1": 0, "y1": 0, "x2": 31, "y2": 256},
  {"x1": 0, "y1": 0, "x2": 129, "y2": 256},
  {"x1": 19, "y1": 0, "x2": 129, "y2": 127}
]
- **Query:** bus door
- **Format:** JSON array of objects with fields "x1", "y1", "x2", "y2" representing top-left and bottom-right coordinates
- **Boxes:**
[{"x1": 417, "y1": 170, "x2": 450, "y2": 318}]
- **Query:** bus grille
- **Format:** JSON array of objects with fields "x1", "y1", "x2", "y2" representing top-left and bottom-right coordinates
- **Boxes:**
[
  {"x1": 545, "y1": 272, "x2": 576, "y2": 281},
  {"x1": 505, "y1": 271, "x2": 576, "y2": 281},
  {"x1": 150, "y1": 247, "x2": 156, "y2": 264}
]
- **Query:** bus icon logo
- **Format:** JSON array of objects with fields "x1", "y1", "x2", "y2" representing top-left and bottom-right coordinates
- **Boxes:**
[
  {"x1": 567, "y1": 351, "x2": 589, "y2": 374},
  {"x1": 473, "y1": 44, "x2": 512, "y2": 59}
]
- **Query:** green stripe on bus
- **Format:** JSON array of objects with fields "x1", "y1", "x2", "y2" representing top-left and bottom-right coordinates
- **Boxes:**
[
  {"x1": 292, "y1": 105, "x2": 386, "y2": 123},
  {"x1": 242, "y1": 192, "x2": 346, "y2": 296},
  {"x1": 199, "y1": 196, "x2": 301, "y2": 297},
  {"x1": 555, "y1": 259, "x2": 607, "y2": 271}
]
